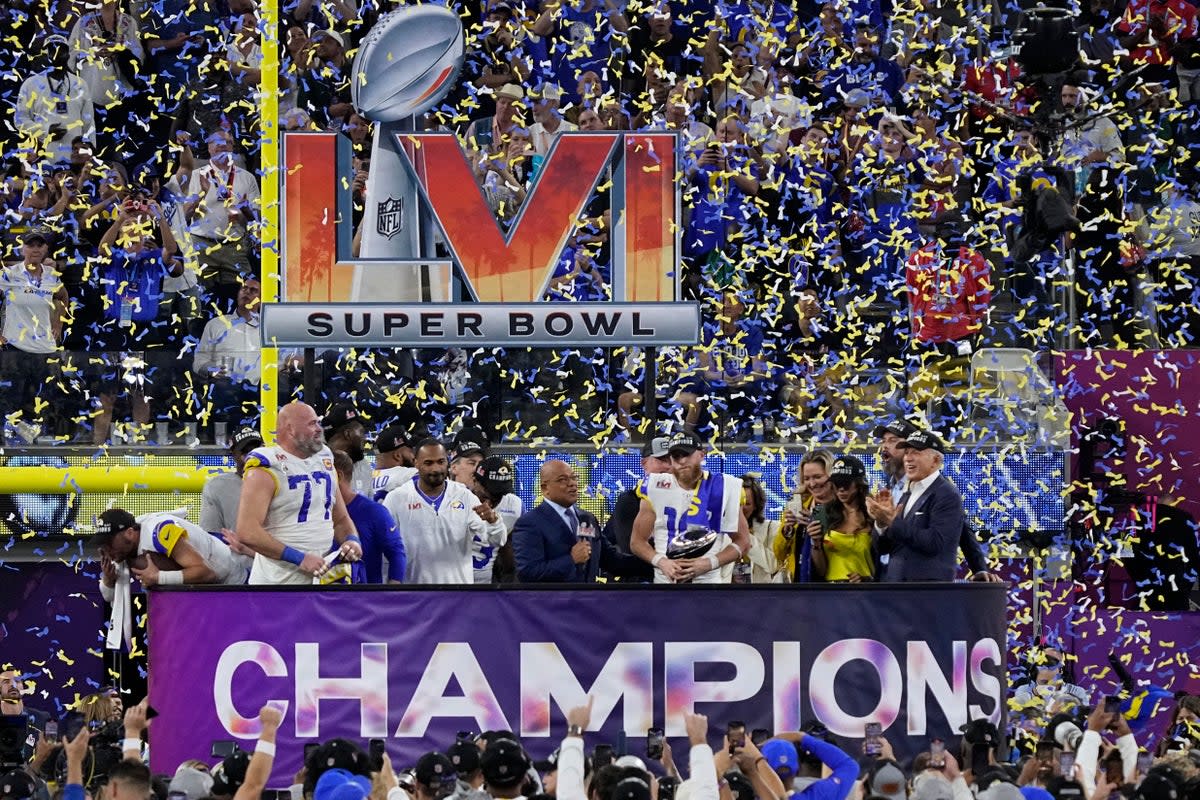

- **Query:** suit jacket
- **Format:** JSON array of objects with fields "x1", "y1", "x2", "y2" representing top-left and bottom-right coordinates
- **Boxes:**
[
  {"x1": 514, "y1": 501, "x2": 644, "y2": 583},
  {"x1": 880, "y1": 475, "x2": 965, "y2": 581}
]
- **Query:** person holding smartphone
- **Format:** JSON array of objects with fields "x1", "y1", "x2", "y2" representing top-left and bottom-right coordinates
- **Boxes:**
[
  {"x1": 772, "y1": 450, "x2": 835, "y2": 582},
  {"x1": 1074, "y1": 699, "x2": 1139, "y2": 798}
]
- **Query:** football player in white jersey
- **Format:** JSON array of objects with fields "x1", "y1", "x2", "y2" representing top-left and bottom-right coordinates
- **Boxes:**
[
  {"x1": 92, "y1": 508, "x2": 247, "y2": 587},
  {"x1": 631, "y1": 430, "x2": 750, "y2": 584},
  {"x1": 467, "y1": 455, "x2": 523, "y2": 583},
  {"x1": 236, "y1": 402, "x2": 362, "y2": 585},
  {"x1": 372, "y1": 424, "x2": 418, "y2": 501},
  {"x1": 383, "y1": 439, "x2": 508, "y2": 584}
]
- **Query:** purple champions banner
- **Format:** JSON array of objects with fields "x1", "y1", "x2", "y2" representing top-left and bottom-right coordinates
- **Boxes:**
[{"x1": 148, "y1": 585, "x2": 1007, "y2": 784}]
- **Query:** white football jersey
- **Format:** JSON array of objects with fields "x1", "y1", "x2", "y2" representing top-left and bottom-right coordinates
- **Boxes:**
[
  {"x1": 244, "y1": 445, "x2": 338, "y2": 585},
  {"x1": 637, "y1": 471, "x2": 743, "y2": 584},
  {"x1": 383, "y1": 477, "x2": 507, "y2": 584},
  {"x1": 136, "y1": 513, "x2": 248, "y2": 584},
  {"x1": 472, "y1": 492, "x2": 523, "y2": 583},
  {"x1": 373, "y1": 465, "x2": 417, "y2": 501}
]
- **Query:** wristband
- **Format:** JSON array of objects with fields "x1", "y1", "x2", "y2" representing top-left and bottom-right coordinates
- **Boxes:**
[
  {"x1": 344, "y1": 535, "x2": 361, "y2": 544},
  {"x1": 158, "y1": 570, "x2": 184, "y2": 585},
  {"x1": 122, "y1": 738, "x2": 141, "y2": 752},
  {"x1": 707, "y1": 553, "x2": 721, "y2": 572},
  {"x1": 255, "y1": 740, "x2": 276, "y2": 757},
  {"x1": 567, "y1": 724, "x2": 584, "y2": 738},
  {"x1": 281, "y1": 546, "x2": 305, "y2": 566},
  {"x1": 651, "y1": 554, "x2": 665, "y2": 568}
]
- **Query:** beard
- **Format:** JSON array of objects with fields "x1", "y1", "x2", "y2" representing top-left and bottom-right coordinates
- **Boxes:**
[
  {"x1": 345, "y1": 443, "x2": 365, "y2": 463},
  {"x1": 295, "y1": 433, "x2": 324, "y2": 457}
]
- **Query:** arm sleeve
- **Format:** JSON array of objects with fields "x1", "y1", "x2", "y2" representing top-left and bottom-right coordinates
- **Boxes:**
[
  {"x1": 379, "y1": 509, "x2": 407, "y2": 582},
  {"x1": 192, "y1": 319, "x2": 219, "y2": 375},
  {"x1": 887, "y1": 486, "x2": 964, "y2": 556},
  {"x1": 1115, "y1": 733, "x2": 1138, "y2": 783},
  {"x1": 798, "y1": 735, "x2": 858, "y2": 800},
  {"x1": 557, "y1": 737, "x2": 587, "y2": 800},
  {"x1": 720, "y1": 477, "x2": 743, "y2": 533},
  {"x1": 959, "y1": 522, "x2": 988, "y2": 574},
  {"x1": 1076, "y1": 730, "x2": 1101, "y2": 797},
  {"x1": 748, "y1": 521, "x2": 781, "y2": 576},
  {"x1": 99, "y1": 578, "x2": 115, "y2": 603},
  {"x1": 199, "y1": 479, "x2": 224, "y2": 531},
  {"x1": 688, "y1": 744, "x2": 720, "y2": 800},
  {"x1": 14, "y1": 80, "x2": 35, "y2": 132}
]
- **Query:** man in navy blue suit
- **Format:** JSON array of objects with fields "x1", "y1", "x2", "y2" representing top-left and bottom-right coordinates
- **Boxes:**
[
  {"x1": 866, "y1": 429, "x2": 965, "y2": 582},
  {"x1": 513, "y1": 459, "x2": 640, "y2": 583}
]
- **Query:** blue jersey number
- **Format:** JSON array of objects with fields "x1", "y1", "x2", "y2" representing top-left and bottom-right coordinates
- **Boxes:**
[
  {"x1": 288, "y1": 472, "x2": 334, "y2": 523},
  {"x1": 473, "y1": 544, "x2": 495, "y2": 570}
]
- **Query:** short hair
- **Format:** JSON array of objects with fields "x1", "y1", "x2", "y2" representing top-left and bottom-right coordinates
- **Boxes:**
[
  {"x1": 332, "y1": 449, "x2": 354, "y2": 481},
  {"x1": 413, "y1": 438, "x2": 445, "y2": 458},
  {"x1": 108, "y1": 759, "x2": 152, "y2": 799}
]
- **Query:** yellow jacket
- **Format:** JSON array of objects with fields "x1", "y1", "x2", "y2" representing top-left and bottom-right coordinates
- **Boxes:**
[{"x1": 771, "y1": 493, "x2": 814, "y2": 581}]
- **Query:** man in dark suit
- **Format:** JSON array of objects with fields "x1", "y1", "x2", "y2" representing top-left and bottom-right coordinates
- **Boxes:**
[
  {"x1": 514, "y1": 459, "x2": 641, "y2": 583},
  {"x1": 874, "y1": 419, "x2": 998, "y2": 582},
  {"x1": 866, "y1": 429, "x2": 965, "y2": 581}
]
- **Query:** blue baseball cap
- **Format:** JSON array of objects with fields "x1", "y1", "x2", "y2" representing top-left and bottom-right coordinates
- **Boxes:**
[
  {"x1": 760, "y1": 740, "x2": 799, "y2": 777},
  {"x1": 314, "y1": 769, "x2": 372, "y2": 800}
]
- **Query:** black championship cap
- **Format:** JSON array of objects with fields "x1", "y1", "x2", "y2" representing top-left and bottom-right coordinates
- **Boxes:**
[
  {"x1": 666, "y1": 429, "x2": 703, "y2": 456},
  {"x1": 89, "y1": 509, "x2": 137, "y2": 547},
  {"x1": 901, "y1": 429, "x2": 947, "y2": 454}
]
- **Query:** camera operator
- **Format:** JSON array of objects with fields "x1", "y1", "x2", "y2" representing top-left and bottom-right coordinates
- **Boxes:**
[
  {"x1": 61, "y1": 726, "x2": 151, "y2": 800},
  {"x1": 1059, "y1": 82, "x2": 1125, "y2": 172}
]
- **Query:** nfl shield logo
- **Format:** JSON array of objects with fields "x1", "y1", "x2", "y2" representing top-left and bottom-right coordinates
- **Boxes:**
[{"x1": 376, "y1": 197, "x2": 404, "y2": 239}]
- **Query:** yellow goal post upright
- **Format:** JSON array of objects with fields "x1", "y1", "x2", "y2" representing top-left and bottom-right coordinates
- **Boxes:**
[{"x1": 0, "y1": 8, "x2": 282, "y2": 505}]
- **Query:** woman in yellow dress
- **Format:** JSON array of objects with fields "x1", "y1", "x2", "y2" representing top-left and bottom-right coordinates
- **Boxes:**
[
  {"x1": 807, "y1": 455, "x2": 876, "y2": 582},
  {"x1": 772, "y1": 449, "x2": 835, "y2": 582}
]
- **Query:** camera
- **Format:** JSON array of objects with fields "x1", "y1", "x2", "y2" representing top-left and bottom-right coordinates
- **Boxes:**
[{"x1": 0, "y1": 716, "x2": 28, "y2": 771}]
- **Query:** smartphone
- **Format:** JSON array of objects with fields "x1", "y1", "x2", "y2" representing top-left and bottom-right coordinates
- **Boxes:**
[
  {"x1": 305, "y1": 743, "x2": 320, "y2": 763},
  {"x1": 970, "y1": 742, "x2": 990, "y2": 774},
  {"x1": 646, "y1": 728, "x2": 664, "y2": 760},
  {"x1": 593, "y1": 744, "x2": 615, "y2": 769},
  {"x1": 864, "y1": 722, "x2": 882, "y2": 756},
  {"x1": 727, "y1": 721, "x2": 746, "y2": 750},
  {"x1": 146, "y1": 705, "x2": 159, "y2": 720},
  {"x1": 659, "y1": 776, "x2": 680, "y2": 800},
  {"x1": 369, "y1": 738, "x2": 386, "y2": 771},
  {"x1": 1136, "y1": 752, "x2": 1153, "y2": 775},
  {"x1": 1035, "y1": 741, "x2": 1055, "y2": 761},
  {"x1": 212, "y1": 740, "x2": 238, "y2": 759},
  {"x1": 751, "y1": 728, "x2": 771, "y2": 746},
  {"x1": 1104, "y1": 696, "x2": 1121, "y2": 714},
  {"x1": 1059, "y1": 752, "x2": 1075, "y2": 776},
  {"x1": 44, "y1": 721, "x2": 59, "y2": 741},
  {"x1": 812, "y1": 504, "x2": 829, "y2": 532},
  {"x1": 929, "y1": 738, "x2": 945, "y2": 768}
]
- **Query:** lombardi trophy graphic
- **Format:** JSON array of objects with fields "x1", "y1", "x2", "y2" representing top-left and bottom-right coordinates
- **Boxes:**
[{"x1": 350, "y1": 4, "x2": 465, "y2": 301}]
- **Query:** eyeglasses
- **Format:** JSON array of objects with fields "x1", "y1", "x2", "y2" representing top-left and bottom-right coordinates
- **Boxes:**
[{"x1": 550, "y1": 475, "x2": 578, "y2": 485}]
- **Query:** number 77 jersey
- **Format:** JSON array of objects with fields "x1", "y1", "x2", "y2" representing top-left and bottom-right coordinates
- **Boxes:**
[{"x1": 244, "y1": 444, "x2": 338, "y2": 585}]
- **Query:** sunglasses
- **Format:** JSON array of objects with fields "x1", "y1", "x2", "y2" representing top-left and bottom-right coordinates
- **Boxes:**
[{"x1": 830, "y1": 477, "x2": 857, "y2": 489}]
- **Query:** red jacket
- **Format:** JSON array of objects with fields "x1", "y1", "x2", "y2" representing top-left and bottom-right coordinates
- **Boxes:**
[{"x1": 906, "y1": 243, "x2": 992, "y2": 343}]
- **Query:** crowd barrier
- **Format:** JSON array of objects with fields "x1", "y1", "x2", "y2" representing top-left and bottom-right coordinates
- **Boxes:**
[{"x1": 147, "y1": 584, "x2": 1008, "y2": 785}]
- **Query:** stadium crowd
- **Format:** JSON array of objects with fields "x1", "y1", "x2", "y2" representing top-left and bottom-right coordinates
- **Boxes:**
[
  {"x1": 1, "y1": 0, "x2": 1198, "y2": 447},
  {"x1": 2, "y1": 659, "x2": 1199, "y2": 800}
]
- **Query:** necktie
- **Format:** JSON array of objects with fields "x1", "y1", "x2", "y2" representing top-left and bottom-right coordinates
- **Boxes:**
[
  {"x1": 895, "y1": 490, "x2": 912, "y2": 519},
  {"x1": 566, "y1": 507, "x2": 579, "y2": 537}
]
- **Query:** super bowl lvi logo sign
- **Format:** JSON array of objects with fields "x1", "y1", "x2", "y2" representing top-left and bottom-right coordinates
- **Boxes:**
[{"x1": 266, "y1": 4, "x2": 697, "y2": 348}]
